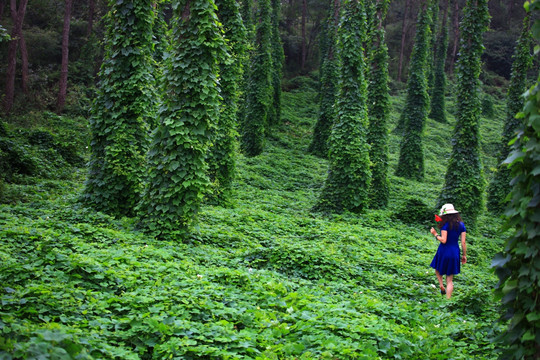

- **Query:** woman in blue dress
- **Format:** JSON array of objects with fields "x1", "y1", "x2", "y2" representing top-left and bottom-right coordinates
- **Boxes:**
[{"x1": 429, "y1": 204, "x2": 467, "y2": 299}]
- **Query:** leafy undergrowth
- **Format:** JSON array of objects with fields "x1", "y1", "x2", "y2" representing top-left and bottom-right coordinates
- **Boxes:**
[{"x1": 1, "y1": 81, "x2": 508, "y2": 358}]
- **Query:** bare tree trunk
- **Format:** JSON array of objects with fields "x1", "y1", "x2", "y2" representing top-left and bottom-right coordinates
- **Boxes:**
[
  {"x1": 397, "y1": 0, "x2": 411, "y2": 82},
  {"x1": 449, "y1": 0, "x2": 460, "y2": 75},
  {"x1": 3, "y1": 0, "x2": 28, "y2": 114},
  {"x1": 0, "y1": 0, "x2": 6, "y2": 20},
  {"x1": 57, "y1": 0, "x2": 73, "y2": 113},
  {"x1": 87, "y1": 0, "x2": 95, "y2": 36},
  {"x1": 301, "y1": 0, "x2": 307, "y2": 70},
  {"x1": 19, "y1": 33, "x2": 28, "y2": 93}
]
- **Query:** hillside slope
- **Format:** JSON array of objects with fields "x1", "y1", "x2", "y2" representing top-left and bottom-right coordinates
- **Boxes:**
[{"x1": 0, "y1": 81, "x2": 507, "y2": 358}]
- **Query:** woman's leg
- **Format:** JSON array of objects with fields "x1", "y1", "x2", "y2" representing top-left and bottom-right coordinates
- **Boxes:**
[
  {"x1": 446, "y1": 275, "x2": 454, "y2": 299},
  {"x1": 435, "y1": 270, "x2": 445, "y2": 292}
]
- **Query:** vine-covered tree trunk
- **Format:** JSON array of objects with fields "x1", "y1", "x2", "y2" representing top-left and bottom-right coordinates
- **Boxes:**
[
  {"x1": 368, "y1": 0, "x2": 390, "y2": 208},
  {"x1": 429, "y1": 0, "x2": 449, "y2": 123},
  {"x1": 57, "y1": 0, "x2": 73, "y2": 113},
  {"x1": 83, "y1": 0, "x2": 155, "y2": 217},
  {"x1": 207, "y1": 0, "x2": 247, "y2": 204},
  {"x1": 3, "y1": 0, "x2": 28, "y2": 114},
  {"x1": 493, "y1": 2, "x2": 540, "y2": 357},
  {"x1": 315, "y1": 0, "x2": 371, "y2": 213},
  {"x1": 308, "y1": 0, "x2": 339, "y2": 158},
  {"x1": 487, "y1": 16, "x2": 532, "y2": 214},
  {"x1": 268, "y1": 0, "x2": 284, "y2": 126},
  {"x1": 138, "y1": 0, "x2": 225, "y2": 239},
  {"x1": 395, "y1": 0, "x2": 431, "y2": 181},
  {"x1": 241, "y1": 0, "x2": 272, "y2": 157},
  {"x1": 437, "y1": 0, "x2": 489, "y2": 229}
]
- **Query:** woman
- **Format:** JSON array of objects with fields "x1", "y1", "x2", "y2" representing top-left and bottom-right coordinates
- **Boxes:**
[{"x1": 429, "y1": 203, "x2": 467, "y2": 299}]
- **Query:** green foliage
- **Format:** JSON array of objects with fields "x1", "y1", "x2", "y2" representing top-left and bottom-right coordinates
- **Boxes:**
[
  {"x1": 437, "y1": 0, "x2": 490, "y2": 229},
  {"x1": 481, "y1": 93, "x2": 495, "y2": 119},
  {"x1": 240, "y1": 0, "x2": 273, "y2": 157},
  {"x1": 315, "y1": 0, "x2": 371, "y2": 213},
  {"x1": 268, "y1": 0, "x2": 285, "y2": 126},
  {"x1": 426, "y1": 0, "x2": 439, "y2": 95},
  {"x1": 487, "y1": 16, "x2": 533, "y2": 215},
  {"x1": 367, "y1": 27, "x2": 391, "y2": 208},
  {"x1": 0, "y1": 81, "x2": 510, "y2": 360},
  {"x1": 308, "y1": 0, "x2": 338, "y2": 158},
  {"x1": 428, "y1": 8, "x2": 448, "y2": 124},
  {"x1": 395, "y1": 2, "x2": 432, "y2": 181},
  {"x1": 493, "y1": 1, "x2": 540, "y2": 357},
  {"x1": 207, "y1": 0, "x2": 247, "y2": 205},
  {"x1": 137, "y1": 0, "x2": 226, "y2": 240},
  {"x1": 82, "y1": 0, "x2": 156, "y2": 218},
  {"x1": 393, "y1": 196, "x2": 433, "y2": 227}
]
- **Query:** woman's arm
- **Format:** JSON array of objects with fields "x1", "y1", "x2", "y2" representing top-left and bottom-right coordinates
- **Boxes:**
[
  {"x1": 461, "y1": 232, "x2": 467, "y2": 264},
  {"x1": 431, "y1": 229, "x2": 447, "y2": 244}
]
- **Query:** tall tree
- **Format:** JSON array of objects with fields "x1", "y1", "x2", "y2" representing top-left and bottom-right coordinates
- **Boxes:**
[
  {"x1": 437, "y1": 0, "x2": 489, "y2": 229},
  {"x1": 308, "y1": 0, "x2": 339, "y2": 158},
  {"x1": 395, "y1": 0, "x2": 431, "y2": 181},
  {"x1": 429, "y1": 0, "x2": 449, "y2": 123},
  {"x1": 493, "y1": 1, "x2": 540, "y2": 357},
  {"x1": 397, "y1": 0, "x2": 411, "y2": 83},
  {"x1": 87, "y1": 0, "x2": 95, "y2": 36},
  {"x1": 300, "y1": 0, "x2": 307, "y2": 70},
  {"x1": 83, "y1": 0, "x2": 155, "y2": 217},
  {"x1": 3, "y1": 0, "x2": 28, "y2": 114},
  {"x1": 138, "y1": 0, "x2": 226, "y2": 239},
  {"x1": 426, "y1": 0, "x2": 438, "y2": 94},
  {"x1": 240, "y1": 0, "x2": 272, "y2": 157},
  {"x1": 487, "y1": 16, "x2": 532, "y2": 214},
  {"x1": 207, "y1": 0, "x2": 247, "y2": 204},
  {"x1": 368, "y1": 0, "x2": 390, "y2": 208},
  {"x1": 267, "y1": 0, "x2": 285, "y2": 125},
  {"x1": 448, "y1": 0, "x2": 460, "y2": 74},
  {"x1": 57, "y1": 0, "x2": 73, "y2": 113},
  {"x1": 315, "y1": 0, "x2": 371, "y2": 213}
]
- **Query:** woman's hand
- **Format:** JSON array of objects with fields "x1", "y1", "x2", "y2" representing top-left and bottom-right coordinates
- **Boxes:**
[
  {"x1": 430, "y1": 227, "x2": 437, "y2": 236},
  {"x1": 461, "y1": 255, "x2": 467, "y2": 264}
]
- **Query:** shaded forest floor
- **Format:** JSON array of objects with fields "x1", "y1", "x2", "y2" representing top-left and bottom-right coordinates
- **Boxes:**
[{"x1": 1, "y1": 79, "x2": 508, "y2": 358}]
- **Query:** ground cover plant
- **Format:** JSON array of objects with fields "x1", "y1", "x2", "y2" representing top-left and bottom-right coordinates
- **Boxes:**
[{"x1": 0, "y1": 80, "x2": 509, "y2": 358}]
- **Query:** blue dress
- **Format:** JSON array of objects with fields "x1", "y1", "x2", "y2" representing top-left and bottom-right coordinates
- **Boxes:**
[{"x1": 430, "y1": 222, "x2": 466, "y2": 275}]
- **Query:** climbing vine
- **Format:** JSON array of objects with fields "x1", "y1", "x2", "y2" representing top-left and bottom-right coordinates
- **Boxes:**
[
  {"x1": 315, "y1": 0, "x2": 371, "y2": 213},
  {"x1": 308, "y1": 0, "x2": 339, "y2": 158},
  {"x1": 437, "y1": 0, "x2": 489, "y2": 229},
  {"x1": 395, "y1": 0, "x2": 431, "y2": 181},
  {"x1": 492, "y1": 1, "x2": 540, "y2": 357},
  {"x1": 240, "y1": 0, "x2": 273, "y2": 157},
  {"x1": 367, "y1": 0, "x2": 390, "y2": 208},
  {"x1": 138, "y1": 0, "x2": 226, "y2": 239},
  {"x1": 207, "y1": 0, "x2": 247, "y2": 205},
  {"x1": 82, "y1": 0, "x2": 155, "y2": 217},
  {"x1": 487, "y1": 16, "x2": 532, "y2": 214}
]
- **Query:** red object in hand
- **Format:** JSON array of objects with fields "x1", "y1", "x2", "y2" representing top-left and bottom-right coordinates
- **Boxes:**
[{"x1": 435, "y1": 214, "x2": 442, "y2": 222}]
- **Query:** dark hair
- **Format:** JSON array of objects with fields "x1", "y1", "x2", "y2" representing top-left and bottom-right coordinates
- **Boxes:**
[{"x1": 438, "y1": 213, "x2": 463, "y2": 231}]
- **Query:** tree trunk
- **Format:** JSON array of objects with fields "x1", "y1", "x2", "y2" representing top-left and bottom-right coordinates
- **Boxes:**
[
  {"x1": 87, "y1": 0, "x2": 95, "y2": 37},
  {"x1": 300, "y1": 0, "x2": 307, "y2": 70},
  {"x1": 19, "y1": 33, "x2": 28, "y2": 93},
  {"x1": 3, "y1": 0, "x2": 28, "y2": 114},
  {"x1": 397, "y1": 0, "x2": 411, "y2": 82},
  {"x1": 0, "y1": 0, "x2": 5, "y2": 20},
  {"x1": 57, "y1": 0, "x2": 73, "y2": 113},
  {"x1": 449, "y1": 0, "x2": 460, "y2": 74}
]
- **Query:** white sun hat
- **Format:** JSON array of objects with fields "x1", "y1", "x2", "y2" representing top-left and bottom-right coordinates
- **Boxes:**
[{"x1": 439, "y1": 203, "x2": 459, "y2": 216}]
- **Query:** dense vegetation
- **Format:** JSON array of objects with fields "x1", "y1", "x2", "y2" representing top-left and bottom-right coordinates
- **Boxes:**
[{"x1": 0, "y1": 78, "x2": 510, "y2": 358}]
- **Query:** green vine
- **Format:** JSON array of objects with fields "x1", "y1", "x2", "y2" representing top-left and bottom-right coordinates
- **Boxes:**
[
  {"x1": 138, "y1": 0, "x2": 226, "y2": 239},
  {"x1": 487, "y1": 16, "x2": 532, "y2": 215},
  {"x1": 206, "y1": 0, "x2": 247, "y2": 205},
  {"x1": 428, "y1": 4, "x2": 448, "y2": 123},
  {"x1": 437, "y1": 0, "x2": 489, "y2": 229},
  {"x1": 315, "y1": 0, "x2": 371, "y2": 213},
  {"x1": 240, "y1": 0, "x2": 273, "y2": 157},
  {"x1": 395, "y1": 0, "x2": 431, "y2": 181},
  {"x1": 308, "y1": 0, "x2": 339, "y2": 158},
  {"x1": 492, "y1": 1, "x2": 540, "y2": 356},
  {"x1": 82, "y1": 0, "x2": 156, "y2": 218}
]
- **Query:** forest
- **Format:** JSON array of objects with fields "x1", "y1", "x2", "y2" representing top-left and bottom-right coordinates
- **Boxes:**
[{"x1": 0, "y1": 0, "x2": 539, "y2": 358}]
